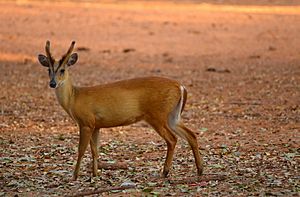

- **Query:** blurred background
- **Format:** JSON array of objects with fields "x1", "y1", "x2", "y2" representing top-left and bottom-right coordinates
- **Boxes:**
[{"x1": 0, "y1": 0, "x2": 299, "y2": 196}]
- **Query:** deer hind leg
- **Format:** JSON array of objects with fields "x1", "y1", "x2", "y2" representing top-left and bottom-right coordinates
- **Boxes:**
[
  {"x1": 173, "y1": 123, "x2": 204, "y2": 176},
  {"x1": 161, "y1": 125, "x2": 178, "y2": 177},
  {"x1": 167, "y1": 85, "x2": 203, "y2": 176},
  {"x1": 73, "y1": 126, "x2": 93, "y2": 180},
  {"x1": 90, "y1": 128, "x2": 99, "y2": 177},
  {"x1": 146, "y1": 119, "x2": 177, "y2": 177}
]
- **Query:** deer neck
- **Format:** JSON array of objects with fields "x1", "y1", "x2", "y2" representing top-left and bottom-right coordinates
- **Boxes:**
[{"x1": 55, "y1": 75, "x2": 74, "y2": 113}]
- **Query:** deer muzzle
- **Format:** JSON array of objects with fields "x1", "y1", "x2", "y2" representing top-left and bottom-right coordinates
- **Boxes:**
[{"x1": 49, "y1": 79, "x2": 57, "y2": 88}]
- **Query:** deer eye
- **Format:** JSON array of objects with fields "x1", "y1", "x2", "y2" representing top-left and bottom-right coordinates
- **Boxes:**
[
  {"x1": 48, "y1": 69, "x2": 51, "y2": 75},
  {"x1": 60, "y1": 69, "x2": 65, "y2": 75}
]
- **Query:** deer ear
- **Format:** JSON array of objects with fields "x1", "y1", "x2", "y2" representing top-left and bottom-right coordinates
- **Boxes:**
[
  {"x1": 38, "y1": 54, "x2": 49, "y2": 67},
  {"x1": 67, "y1": 53, "x2": 78, "y2": 66}
]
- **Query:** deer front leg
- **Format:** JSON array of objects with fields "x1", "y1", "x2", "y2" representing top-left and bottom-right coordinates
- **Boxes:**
[
  {"x1": 73, "y1": 126, "x2": 93, "y2": 180},
  {"x1": 90, "y1": 129, "x2": 99, "y2": 177}
]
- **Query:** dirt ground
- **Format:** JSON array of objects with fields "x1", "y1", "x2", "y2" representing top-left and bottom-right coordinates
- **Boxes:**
[{"x1": 0, "y1": 0, "x2": 299, "y2": 196}]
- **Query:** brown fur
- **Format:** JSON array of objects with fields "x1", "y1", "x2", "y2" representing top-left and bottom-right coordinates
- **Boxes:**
[{"x1": 38, "y1": 41, "x2": 203, "y2": 180}]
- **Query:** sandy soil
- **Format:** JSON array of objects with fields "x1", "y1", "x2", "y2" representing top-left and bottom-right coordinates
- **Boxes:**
[{"x1": 0, "y1": 0, "x2": 299, "y2": 196}]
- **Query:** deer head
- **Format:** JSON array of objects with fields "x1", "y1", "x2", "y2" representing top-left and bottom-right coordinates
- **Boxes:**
[{"x1": 38, "y1": 41, "x2": 78, "y2": 88}]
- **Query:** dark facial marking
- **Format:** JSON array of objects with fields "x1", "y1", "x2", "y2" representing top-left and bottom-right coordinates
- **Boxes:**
[
  {"x1": 48, "y1": 64, "x2": 55, "y2": 80},
  {"x1": 60, "y1": 69, "x2": 65, "y2": 76},
  {"x1": 54, "y1": 59, "x2": 65, "y2": 73}
]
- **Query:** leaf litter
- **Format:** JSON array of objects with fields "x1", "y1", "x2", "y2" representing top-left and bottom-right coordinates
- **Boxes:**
[{"x1": 0, "y1": 0, "x2": 300, "y2": 196}]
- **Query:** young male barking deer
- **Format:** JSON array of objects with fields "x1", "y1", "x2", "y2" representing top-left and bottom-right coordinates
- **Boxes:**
[{"x1": 38, "y1": 41, "x2": 203, "y2": 180}]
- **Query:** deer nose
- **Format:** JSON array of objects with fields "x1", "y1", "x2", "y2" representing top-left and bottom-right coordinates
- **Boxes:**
[{"x1": 49, "y1": 80, "x2": 57, "y2": 88}]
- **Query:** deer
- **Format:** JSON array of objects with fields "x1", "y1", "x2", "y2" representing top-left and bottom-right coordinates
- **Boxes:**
[{"x1": 37, "y1": 41, "x2": 204, "y2": 180}]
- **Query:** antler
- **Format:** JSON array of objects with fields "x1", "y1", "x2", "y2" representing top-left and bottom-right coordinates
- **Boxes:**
[
  {"x1": 66, "y1": 41, "x2": 76, "y2": 56},
  {"x1": 60, "y1": 41, "x2": 76, "y2": 65},
  {"x1": 45, "y1": 40, "x2": 55, "y2": 65}
]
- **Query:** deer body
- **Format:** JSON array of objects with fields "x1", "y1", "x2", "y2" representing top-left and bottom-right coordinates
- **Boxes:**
[
  {"x1": 38, "y1": 41, "x2": 203, "y2": 180},
  {"x1": 64, "y1": 77, "x2": 180, "y2": 128}
]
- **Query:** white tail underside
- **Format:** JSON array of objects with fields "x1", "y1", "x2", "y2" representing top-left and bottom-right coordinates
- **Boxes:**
[{"x1": 167, "y1": 85, "x2": 185, "y2": 137}]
